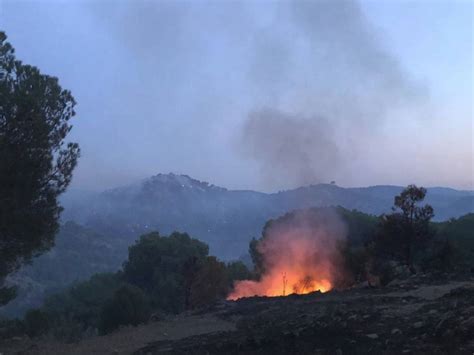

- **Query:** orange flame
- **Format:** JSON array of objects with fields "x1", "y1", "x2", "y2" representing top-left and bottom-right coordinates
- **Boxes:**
[{"x1": 228, "y1": 209, "x2": 345, "y2": 300}]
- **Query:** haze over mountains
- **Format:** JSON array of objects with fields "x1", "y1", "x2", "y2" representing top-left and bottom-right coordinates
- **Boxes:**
[
  {"x1": 63, "y1": 173, "x2": 474, "y2": 259},
  {"x1": 3, "y1": 172, "x2": 472, "y2": 317}
]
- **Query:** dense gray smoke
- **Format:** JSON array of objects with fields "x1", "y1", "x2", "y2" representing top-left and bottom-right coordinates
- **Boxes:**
[
  {"x1": 88, "y1": 0, "x2": 428, "y2": 190},
  {"x1": 240, "y1": 0, "x2": 426, "y2": 188},
  {"x1": 242, "y1": 110, "x2": 340, "y2": 187}
]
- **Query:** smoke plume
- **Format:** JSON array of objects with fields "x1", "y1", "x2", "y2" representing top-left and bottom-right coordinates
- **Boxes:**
[
  {"x1": 240, "y1": 0, "x2": 426, "y2": 189},
  {"x1": 241, "y1": 109, "x2": 340, "y2": 188},
  {"x1": 86, "y1": 0, "x2": 428, "y2": 190}
]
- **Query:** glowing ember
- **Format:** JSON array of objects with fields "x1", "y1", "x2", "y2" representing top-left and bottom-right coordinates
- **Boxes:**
[{"x1": 228, "y1": 209, "x2": 346, "y2": 300}]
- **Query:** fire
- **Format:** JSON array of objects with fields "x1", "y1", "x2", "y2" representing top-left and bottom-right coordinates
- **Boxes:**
[
  {"x1": 227, "y1": 272, "x2": 332, "y2": 300},
  {"x1": 228, "y1": 208, "x2": 345, "y2": 300}
]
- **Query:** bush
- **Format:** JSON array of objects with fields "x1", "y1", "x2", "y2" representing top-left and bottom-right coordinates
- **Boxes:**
[
  {"x1": 226, "y1": 261, "x2": 253, "y2": 289},
  {"x1": 340, "y1": 244, "x2": 370, "y2": 286},
  {"x1": 0, "y1": 318, "x2": 24, "y2": 340},
  {"x1": 49, "y1": 315, "x2": 94, "y2": 343},
  {"x1": 123, "y1": 231, "x2": 209, "y2": 313},
  {"x1": 189, "y1": 257, "x2": 227, "y2": 309},
  {"x1": 421, "y1": 237, "x2": 457, "y2": 272},
  {"x1": 44, "y1": 272, "x2": 123, "y2": 331},
  {"x1": 24, "y1": 309, "x2": 50, "y2": 338},
  {"x1": 98, "y1": 285, "x2": 150, "y2": 335}
]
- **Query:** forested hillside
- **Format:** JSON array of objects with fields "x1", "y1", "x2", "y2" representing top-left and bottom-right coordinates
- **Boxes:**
[
  {"x1": 3, "y1": 203, "x2": 472, "y2": 318},
  {"x1": 62, "y1": 173, "x2": 474, "y2": 260}
]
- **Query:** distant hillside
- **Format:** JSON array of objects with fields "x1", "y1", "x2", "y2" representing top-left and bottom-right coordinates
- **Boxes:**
[
  {"x1": 3, "y1": 181, "x2": 472, "y2": 318},
  {"x1": 2, "y1": 222, "x2": 127, "y2": 318},
  {"x1": 62, "y1": 173, "x2": 473, "y2": 259}
]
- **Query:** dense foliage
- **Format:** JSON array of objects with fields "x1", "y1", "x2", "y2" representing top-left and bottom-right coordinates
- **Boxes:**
[
  {"x1": 249, "y1": 188, "x2": 472, "y2": 287},
  {"x1": 124, "y1": 231, "x2": 209, "y2": 313},
  {"x1": 1, "y1": 187, "x2": 472, "y2": 342},
  {"x1": 1, "y1": 232, "x2": 251, "y2": 339},
  {"x1": 1, "y1": 222, "x2": 127, "y2": 318},
  {"x1": 433, "y1": 213, "x2": 474, "y2": 270},
  {"x1": 249, "y1": 206, "x2": 379, "y2": 280},
  {"x1": 98, "y1": 285, "x2": 150, "y2": 335},
  {"x1": 373, "y1": 185, "x2": 434, "y2": 272},
  {"x1": 0, "y1": 32, "x2": 80, "y2": 305},
  {"x1": 43, "y1": 272, "x2": 124, "y2": 332}
]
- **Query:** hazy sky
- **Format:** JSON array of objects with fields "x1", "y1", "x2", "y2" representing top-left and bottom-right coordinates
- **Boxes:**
[{"x1": 1, "y1": 0, "x2": 472, "y2": 191}]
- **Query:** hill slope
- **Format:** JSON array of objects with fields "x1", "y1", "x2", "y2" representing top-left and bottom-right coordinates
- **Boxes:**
[
  {"x1": 62, "y1": 173, "x2": 474, "y2": 259},
  {"x1": 3, "y1": 274, "x2": 474, "y2": 354}
]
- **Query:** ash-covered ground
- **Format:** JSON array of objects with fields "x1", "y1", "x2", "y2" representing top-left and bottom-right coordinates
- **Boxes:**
[
  {"x1": 138, "y1": 273, "x2": 474, "y2": 355},
  {"x1": 2, "y1": 273, "x2": 473, "y2": 355}
]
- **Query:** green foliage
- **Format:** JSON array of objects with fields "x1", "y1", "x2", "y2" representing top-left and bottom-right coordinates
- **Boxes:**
[
  {"x1": 24, "y1": 309, "x2": 50, "y2": 338},
  {"x1": 43, "y1": 272, "x2": 123, "y2": 330},
  {"x1": 420, "y1": 237, "x2": 457, "y2": 272},
  {"x1": 335, "y1": 207, "x2": 378, "y2": 246},
  {"x1": 225, "y1": 261, "x2": 253, "y2": 288},
  {"x1": 189, "y1": 257, "x2": 228, "y2": 309},
  {"x1": 0, "y1": 31, "x2": 80, "y2": 304},
  {"x1": 248, "y1": 207, "x2": 378, "y2": 278},
  {"x1": 249, "y1": 237, "x2": 265, "y2": 277},
  {"x1": 3, "y1": 222, "x2": 127, "y2": 318},
  {"x1": 98, "y1": 285, "x2": 150, "y2": 335},
  {"x1": 0, "y1": 286, "x2": 17, "y2": 307},
  {"x1": 123, "y1": 231, "x2": 208, "y2": 313},
  {"x1": 339, "y1": 244, "x2": 370, "y2": 285},
  {"x1": 374, "y1": 185, "x2": 434, "y2": 272},
  {"x1": 17, "y1": 230, "x2": 232, "y2": 340},
  {"x1": 432, "y1": 213, "x2": 474, "y2": 270},
  {"x1": 0, "y1": 317, "x2": 24, "y2": 340}
]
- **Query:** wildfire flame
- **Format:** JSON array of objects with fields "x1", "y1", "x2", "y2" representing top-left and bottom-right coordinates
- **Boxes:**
[{"x1": 228, "y1": 208, "x2": 345, "y2": 300}]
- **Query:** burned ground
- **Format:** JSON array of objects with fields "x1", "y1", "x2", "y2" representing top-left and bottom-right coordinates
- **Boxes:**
[
  {"x1": 138, "y1": 273, "x2": 474, "y2": 355},
  {"x1": 2, "y1": 273, "x2": 473, "y2": 354}
]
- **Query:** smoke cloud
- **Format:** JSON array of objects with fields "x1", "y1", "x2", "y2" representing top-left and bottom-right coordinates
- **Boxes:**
[
  {"x1": 82, "y1": 0, "x2": 430, "y2": 190},
  {"x1": 240, "y1": 0, "x2": 426, "y2": 189},
  {"x1": 241, "y1": 109, "x2": 340, "y2": 187}
]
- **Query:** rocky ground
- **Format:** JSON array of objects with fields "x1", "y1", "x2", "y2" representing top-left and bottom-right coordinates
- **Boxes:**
[{"x1": 2, "y1": 273, "x2": 474, "y2": 354}]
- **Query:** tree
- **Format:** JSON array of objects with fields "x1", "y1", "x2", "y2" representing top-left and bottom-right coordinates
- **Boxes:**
[
  {"x1": 249, "y1": 236, "x2": 265, "y2": 277},
  {"x1": 0, "y1": 32, "x2": 80, "y2": 305},
  {"x1": 123, "y1": 232, "x2": 209, "y2": 313},
  {"x1": 225, "y1": 260, "x2": 252, "y2": 289},
  {"x1": 182, "y1": 256, "x2": 199, "y2": 310},
  {"x1": 98, "y1": 285, "x2": 150, "y2": 335},
  {"x1": 23, "y1": 309, "x2": 50, "y2": 338},
  {"x1": 375, "y1": 185, "x2": 434, "y2": 273},
  {"x1": 189, "y1": 256, "x2": 227, "y2": 309},
  {"x1": 44, "y1": 272, "x2": 123, "y2": 330}
]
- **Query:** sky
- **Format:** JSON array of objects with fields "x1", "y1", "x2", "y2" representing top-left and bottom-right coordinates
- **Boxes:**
[{"x1": 1, "y1": 0, "x2": 472, "y2": 192}]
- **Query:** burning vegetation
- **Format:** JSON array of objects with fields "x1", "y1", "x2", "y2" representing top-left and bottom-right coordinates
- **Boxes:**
[{"x1": 228, "y1": 208, "x2": 346, "y2": 300}]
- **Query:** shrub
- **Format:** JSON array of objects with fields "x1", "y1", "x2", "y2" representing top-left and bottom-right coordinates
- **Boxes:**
[
  {"x1": 189, "y1": 257, "x2": 227, "y2": 309},
  {"x1": 340, "y1": 244, "x2": 370, "y2": 286},
  {"x1": 123, "y1": 231, "x2": 208, "y2": 313},
  {"x1": 226, "y1": 261, "x2": 253, "y2": 289},
  {"x1": 98, "y1": 285, "x2": 150, "y2": 335},
  {"x1": 24, "y1": 309, "x2": 50, "y2": 338},
  {"x1": 44, "y1": 272, "x2": 123, "y2": 330},
  {"x1": 0, "y1": 318, "x2": 24, "y2": 340}
]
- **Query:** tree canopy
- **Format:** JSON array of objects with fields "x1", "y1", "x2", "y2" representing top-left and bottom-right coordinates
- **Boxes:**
[
  {"x1": 123, "y1": 231, "x2": 209, "y2": 313},
  {"x1": 0, "y1": 31, "x2": 80, "y2": 305},
  {"x1": 374, "y1": 185, "x2": 434, "y2": 272}
]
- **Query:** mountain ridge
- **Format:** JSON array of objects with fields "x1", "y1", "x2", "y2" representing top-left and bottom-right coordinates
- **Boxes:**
[{"x1": 62, "y1": 173, "x2": 474, "y2": 260}]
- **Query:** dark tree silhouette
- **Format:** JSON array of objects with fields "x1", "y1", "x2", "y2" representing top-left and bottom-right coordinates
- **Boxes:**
[
  {"x1": 123, "y1": 232, "x2": 208, "y2": 313},
  {"x1": 0, "y1": 32, "x2": 80, "y2": 305},
  {"x1": 376, "y1": 185, "x2": 434, "y2": 273},
  {"x1": 189, "y1": 256, "x2": 227, "y2": 309}
]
